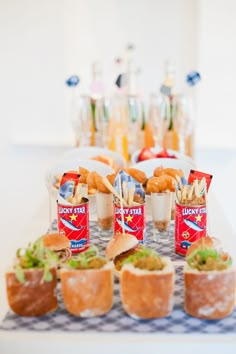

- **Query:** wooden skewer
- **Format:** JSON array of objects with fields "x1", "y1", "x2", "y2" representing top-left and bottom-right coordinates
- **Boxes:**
[{"x1": 102, "y1": 176, "x2": 128, "y2": 206}]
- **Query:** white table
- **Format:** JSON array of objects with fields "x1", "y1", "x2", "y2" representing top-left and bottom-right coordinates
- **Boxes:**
[{"x1": 1, "y1": 144, "x2": 236, "y2": 353}]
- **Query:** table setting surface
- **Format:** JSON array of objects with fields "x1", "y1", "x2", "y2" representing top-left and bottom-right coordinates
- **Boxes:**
[{"x1": 1, "y1": 220, "x2": 236, "y2": 335}]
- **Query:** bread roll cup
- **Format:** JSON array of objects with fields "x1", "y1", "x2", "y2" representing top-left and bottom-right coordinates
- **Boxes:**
[
  {"x1": 5, "y1": 268, "x2": 58, "y2": 316},
  {"x1": 61, "y1": 262, "x2": 113, "y2": 317},
  {"x1": 184, "y1": 264, "x2": 236, "y2": 319},
  {"x1": 120, "y1": 257, "x2": 175, "y2": 319},
  {"x1": 184, "y1": 244, "x2": 235, "y2": 319}
]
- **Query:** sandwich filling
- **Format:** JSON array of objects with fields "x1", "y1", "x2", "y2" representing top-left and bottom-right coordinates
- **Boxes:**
[
  {"x1": 121, "y1": 247, "x2": 165, "y2": 271},
  {"x1": 56, "y1": 248, "x2": 72, "y2": 263},
  {"x1": 186, "y1": 248, "x2": 232, "y2": 271},
  {"x1": 65, "y1": 245, "x2": 107, "y2": 270}
]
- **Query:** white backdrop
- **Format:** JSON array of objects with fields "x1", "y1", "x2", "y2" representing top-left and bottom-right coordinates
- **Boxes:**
[{"x1": 0, "y1": 0, "x2": 236, "y2": 149}]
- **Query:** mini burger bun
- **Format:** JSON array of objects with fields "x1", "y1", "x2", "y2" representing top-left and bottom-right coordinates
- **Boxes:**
[
  {"x1": 43, "y1": 233, "x2": 70, "y2": 251},
  {"x1": 105, "y1": 233, "x2": 139, "y2": 260}
]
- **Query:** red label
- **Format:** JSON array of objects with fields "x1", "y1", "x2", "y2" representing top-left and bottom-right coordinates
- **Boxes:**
[
  {"x1": 188, "y1": 169, "x2": 213, "y2": 192},
  {"x1": 175, "y1": 203, "x2": 207, "y2": 256},
  {"x1": 113, "y1": 204, "x2": 146, "y2": 243},
  {"x1": 57, "y1": 200, "x2": 89, "y2": 253}
]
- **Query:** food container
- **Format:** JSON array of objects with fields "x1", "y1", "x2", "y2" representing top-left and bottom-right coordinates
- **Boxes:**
[
  {"x1": 175, "y1": 202, "x2": 207, "y2": 256},
  {"x1": 5, "y1": 268, "x2": 58, "y2": 316},
  {"x1": 120, "y1": 256, "x2": 175, "y2": 319},
  {"x1": 114, "y1": 204, "x2": 146, "y2": 243},
  {"x1": 57, "y1": 198, "x2": 89, "y2": 253},
  {"x1": 184, "y1": 260, "x2": 236, "y2": 319},
  {"x1": 61, "y1": 263, "x2": 113, "y2": 317}
]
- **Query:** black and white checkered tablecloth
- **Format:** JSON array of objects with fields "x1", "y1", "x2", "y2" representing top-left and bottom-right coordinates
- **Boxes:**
[{"x1": 1, "y1": 221, "x2": 236, "y2": 334}]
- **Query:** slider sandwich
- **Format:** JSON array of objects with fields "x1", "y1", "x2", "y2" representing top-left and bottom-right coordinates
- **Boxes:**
[
  {"x1": 119, "y1": 247, "x2": 175, "y2": 319},
  {"x1": 105, "y1": 233, "x2": 141, "y2": 278},
  {"x1": 5, "y1": 239, "x2": 58, "y2": 316},
  {"x1": 184, "y1": 237, "x2": 235, "y2": 319},
  {"x1": 61, "y1": 245, "x2": 113, "y2": 317},
  {"x1": 43, "y1": 233, "x2": 71, "y2": 279},
  {"x1": 43, "y1": 233, "x2": 72, "y2": 263}
]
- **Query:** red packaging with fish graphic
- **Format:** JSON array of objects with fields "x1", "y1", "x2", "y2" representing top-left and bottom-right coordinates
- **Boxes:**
[
  {"x1": 114, "y1": 204, "x2": 146, "y2": 243},
  {"x1": 175, "y1": 202, "x2": 207, "y2": 256},
  {"x1": 57, "y1": 198, "x2": 89, "y2": 254}
]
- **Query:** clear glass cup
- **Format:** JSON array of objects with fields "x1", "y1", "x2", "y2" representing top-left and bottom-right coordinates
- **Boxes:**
[
  {"x1": 107, "y1": 92, "x2": 129, "y2": 162},
  {"x1": 127, "y1": 95, "x2": 142, "y2": 157},
  {"x1": 148, "y1": 94, "x2": 171, "y2": 148},
  {"x1": 150, "y1": 191, "x2": 172, "y2": 243},
  {"x1": 95, "y1": 97, "x2": 110, "y2": 148},
  {"x1": 71, "y1": 94, "x2": 93, "y2": 147},
  {"x1": 96, "y1": 192, "x2": 113, "y2": 241},
  {"x1": 172, "y1": 94, "x2": 194, "y2": 156}
]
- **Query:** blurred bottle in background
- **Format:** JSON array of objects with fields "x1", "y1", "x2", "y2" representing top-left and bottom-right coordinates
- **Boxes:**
[
  {"x1": 70, "y1": 94, "x2": 93, "y2": 148},
  {"x1": 126, "y1": 59, "x2": 143, "y2": 159},
  {"x1": 107, "y1": 91, "x2": 129, "y2": 162},
  {"x1": 105, "y1": 43, "x2": 143, "y2": 162},
  {"x1": 65, "y1": 75, "x2": 80, "y2": 127},
  {"x1": 159, "y1": 60, "x2": 196, "y2": 158},
  {"x1": 160, "y1": 60, "x2": 179, "y2": 153}
]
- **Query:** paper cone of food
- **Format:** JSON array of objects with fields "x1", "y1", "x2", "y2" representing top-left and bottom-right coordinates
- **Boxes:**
[
  {"x1": 184, "y1": 238, "x2": 235, "y2": 319},
  {"x1": 5, "y1": 239, "x2": 58, "y2": 316},
  {"x1": 61, "y1": 246, "x2": 113, "y2": 317},
  {"x1": 119, "y1": 248, "x2": 175, "y2": 319}
]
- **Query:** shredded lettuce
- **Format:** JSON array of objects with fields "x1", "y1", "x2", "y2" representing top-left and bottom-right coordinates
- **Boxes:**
[{"x1": 14, "y1": 238, "x2": 58, "y2": 283}]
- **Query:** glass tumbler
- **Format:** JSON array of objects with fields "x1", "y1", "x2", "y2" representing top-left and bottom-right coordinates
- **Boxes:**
[
  {"x1": 150, "y1": 191, "x2": 172, "y2": 243},
  {"x1": 96, "y1": 192, "x2": 113, "y2": 241}
]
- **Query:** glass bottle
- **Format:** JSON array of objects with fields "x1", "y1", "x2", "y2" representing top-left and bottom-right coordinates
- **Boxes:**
[
  {"x1": 161, "y1": 60, "x2": 179, "y2": 152},
  {"x1": 126, "y1": 59, "x2": 143, "y2": 158},
  {"x1": 148, "y1": 94, "x2": 170, "y2": 149},
  {"x1": 107, "y1": 92, "x2": 129, "y2": 162},
  {"x1": 89, "y1": 61, "x2": 105, "y2": 146}
]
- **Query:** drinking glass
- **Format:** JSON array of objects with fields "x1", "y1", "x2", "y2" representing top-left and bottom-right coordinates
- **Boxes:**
[
  {"x1": 71, "y1": 95, "x2": 93, "y2": 147},
  {"x1": 127, "y1": 95, "x2": 143, "y2": 157},
  {"x1": 148, "y1": 94, "x2": 170, "y2": 149},
  {"x1": 150, "y1": 191, "x2": 172, "y2": 243},
  {"x1": 95, "y1": 97, "x2": 110, "y2": 148},
  {"x1": 172, "y1": 94, "x2": 194, "y2": 156},
  {"x1": 96, "y1": 192, "x2": 113, "y2": 241},
  {"x1": 107, "y1": 93, "x2": 129, "y2": 162}
]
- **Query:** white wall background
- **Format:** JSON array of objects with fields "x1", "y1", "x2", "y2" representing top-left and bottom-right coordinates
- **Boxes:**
[
  {"x1": 0, "y1": 0, "x2": 236, "y2": 150},
  {"x1": 197, "y1": 0, "x2": 236, "y2": 149},
  {"x1": 1, "y1": 0, "x2": 198, "y2": 147}
]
